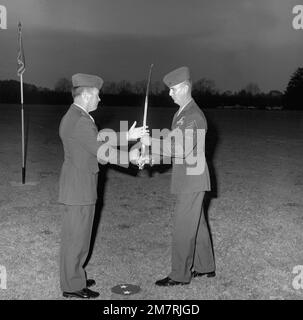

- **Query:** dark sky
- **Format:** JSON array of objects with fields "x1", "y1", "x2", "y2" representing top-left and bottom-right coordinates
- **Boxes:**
[{"x1": 1, "y1": 0, "x2": 302, "y2": 92}]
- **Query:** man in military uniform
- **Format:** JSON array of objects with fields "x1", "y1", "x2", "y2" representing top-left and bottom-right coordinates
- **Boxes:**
[
  {"x1": 58, "y1": 73, "x2": 145, "y2": 298},
  {"x1": 142, "y1": 66, "x2": 215, "y2": 286}
]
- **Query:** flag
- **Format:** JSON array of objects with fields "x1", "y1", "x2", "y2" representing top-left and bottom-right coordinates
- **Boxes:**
[{"x1": 17, "y1": 22, "x2": 25, "y2": 76}]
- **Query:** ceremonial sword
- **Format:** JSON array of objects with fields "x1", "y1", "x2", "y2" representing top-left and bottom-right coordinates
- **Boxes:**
[{"x1": 138, "y1": 63, "x2": 154, "y2": 170}]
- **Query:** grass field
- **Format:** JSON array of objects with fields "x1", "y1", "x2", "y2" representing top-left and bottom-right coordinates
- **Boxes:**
[{"x1": 0, "y1": 104, "x2": 303, "y2": 300}]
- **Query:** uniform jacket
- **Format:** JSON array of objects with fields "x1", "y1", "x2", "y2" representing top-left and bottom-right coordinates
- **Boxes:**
[
  {"x1": 58, "y1": 104, "x2": 128, "y2": 205},
  {"x1": 153, "y1": 99, "x2": 211, "y2": 194}
]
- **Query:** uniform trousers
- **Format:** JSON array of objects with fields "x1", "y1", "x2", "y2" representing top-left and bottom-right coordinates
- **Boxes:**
[
  {"x1": 169, "y1": 191, "x2": 215, "y2": 283},
  {"x1": 60, "y1": 204, "x2": 95, "y2": 292}
]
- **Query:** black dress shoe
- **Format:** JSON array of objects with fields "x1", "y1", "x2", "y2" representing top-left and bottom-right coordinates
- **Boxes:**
[
  {"x1": 86, "y1": 279, "x2": 96, "y2": 288},
  {"x1": 192, "y1": 271, "x2": 216, "y2": 278},
  {"x1": 155, "y1": 276, "x2": 189, "y2": 287},
  {"x1": 63, "y1": 288, "x2": 100, "y2": 299}
]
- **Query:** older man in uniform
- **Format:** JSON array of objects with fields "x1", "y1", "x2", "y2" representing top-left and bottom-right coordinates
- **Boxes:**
[
  {"x1": 142, "y1": 66, "x2": 215, "y2": 286},
  {"x1": 58, "y1": 73, "x2": 144, "y2": 298}
]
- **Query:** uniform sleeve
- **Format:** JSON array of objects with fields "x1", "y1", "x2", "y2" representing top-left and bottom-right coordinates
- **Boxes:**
[
  {"x1": 73, "y1": 118, "x2": 129, "y2": 168},
  {"x1": 97, "y1": 129, "x2": 128, "y2": 147},
  {"x1": 73, "y1": 117, "x2": 103, "y2": 155},
  {"x1": 97, "y1": 144, "x2": 129, "y2": 168}
]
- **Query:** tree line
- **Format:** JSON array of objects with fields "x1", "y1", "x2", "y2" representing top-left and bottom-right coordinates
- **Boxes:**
[{"x1": 0, "y1": 67, "x2": 302, "y2": 110}]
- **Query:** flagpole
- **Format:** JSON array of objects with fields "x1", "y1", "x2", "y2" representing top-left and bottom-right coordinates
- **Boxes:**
[
  {"x1": 20, "y1": 72, "x2": 25, "y2": 184},
  {"x1": 17, "y1": 21, "x2": 26, "y2": 184},
  {"x1": 11, "y1": 21, "x2": 37, "y2": 187}
]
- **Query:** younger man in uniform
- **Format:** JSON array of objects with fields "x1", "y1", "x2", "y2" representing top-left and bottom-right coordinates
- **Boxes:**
[{"x1": 142, "y1": 67, "x2": 215, "y2": 286}]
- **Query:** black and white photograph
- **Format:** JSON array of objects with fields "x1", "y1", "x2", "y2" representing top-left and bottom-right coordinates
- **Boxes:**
[{"x1": 0, "y1": 0, "x2": 303, "y2": 305}]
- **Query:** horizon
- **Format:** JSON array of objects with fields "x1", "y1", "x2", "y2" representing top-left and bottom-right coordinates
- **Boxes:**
[
  {"x1": 1, "y1": 0, "x2": 303, "y2": 93},
  {"x1": 0, "y1": 77, "x2": 287, "y2": 95}
]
